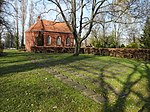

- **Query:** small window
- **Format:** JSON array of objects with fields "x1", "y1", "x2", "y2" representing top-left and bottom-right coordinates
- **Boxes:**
[
  {"x1": 46, "y1": 36, "x2": 51, "y2": 45},
  {"x1": 56, "y1": 36, "x2": 61, "y2": 45},
  {"x1": 66, "y1": 37, "x2": 70, "y2": 46}
]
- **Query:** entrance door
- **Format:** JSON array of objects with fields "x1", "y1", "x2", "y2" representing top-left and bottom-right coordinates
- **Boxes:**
[{"x1": 36, "y1": 32, "x2": 44, "y2": 46}]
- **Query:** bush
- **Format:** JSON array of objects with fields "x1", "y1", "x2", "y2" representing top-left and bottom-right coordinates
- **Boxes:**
[
  {"x1": 126, "y1": 42, "x2": 139, "y2": 48},
  {"x1": 94, "y1": 40, "x2": 102, "y2": 48},
  {"x1": 139, "y1": 44, "x2": 145, "y2": 48},
  {"x1": 109, "y1": 44, "x2": 116, "y2": 48},
  {"x1": 120, "y1": 44, "x2": 125, "y2": 48}
]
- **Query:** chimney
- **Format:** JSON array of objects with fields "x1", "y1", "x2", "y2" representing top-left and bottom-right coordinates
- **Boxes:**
[{"x1": 37, "y1": 16, "x2": 41, "y2": 21}]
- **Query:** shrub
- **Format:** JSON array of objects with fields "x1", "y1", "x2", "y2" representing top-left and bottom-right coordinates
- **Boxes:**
[
  {"x1": 126, "y1": 42, "x2": 139, "y2": 48},
  {"x1": 120, "y1": 44, "x2": 125, "y2": 48},
  {"x1": 139, "y1": 44, "x2": 145, "y2": 48}
]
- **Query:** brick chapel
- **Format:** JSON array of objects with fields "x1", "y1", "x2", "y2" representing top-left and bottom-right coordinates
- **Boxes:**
[{"x1": 25, "y1": 16, "x2": 74, "y2": 52}]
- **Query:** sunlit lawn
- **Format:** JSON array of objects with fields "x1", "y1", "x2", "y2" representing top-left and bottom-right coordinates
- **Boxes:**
[{"x1": 0, "y1": 50, "x2": 150, "y2": 112}]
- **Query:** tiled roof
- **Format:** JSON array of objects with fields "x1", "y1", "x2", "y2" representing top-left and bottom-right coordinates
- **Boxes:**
[{"x1": 26, "y1": 20, "x2": 72, "y2": 33}]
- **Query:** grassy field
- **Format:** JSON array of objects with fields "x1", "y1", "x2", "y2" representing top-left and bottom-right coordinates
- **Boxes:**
[{"x1": 0, "y1": 50, "x2": 150, "y2": 112}]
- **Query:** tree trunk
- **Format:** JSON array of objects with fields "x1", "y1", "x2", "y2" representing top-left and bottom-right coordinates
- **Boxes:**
[
  {"x1": 21, "y1": 34, "x2": 24, "y2": 46},
  {"x1": 15, "y1": 0, "x2": 19, "y2": 49},
  {"x1": 16, "y1": 36, "x2": 19, "y2": 49},
  {"x1": 16, "y1": 20, "x2": 19, "y2": 49},
  {"x1": 0, "y1": 33, "x2": 1, "y2": 45},
  {"x1": 20, "y1": 0, "x2": 27, "y2": 47},
  {"x1": 73, "y1": 42, "x2": 81, "y2": 56},
  {"x1": 21, "y1": 25, "x2": 25, "y2": 47}
]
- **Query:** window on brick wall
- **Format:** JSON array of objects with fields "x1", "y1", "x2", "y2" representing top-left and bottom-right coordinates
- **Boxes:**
[
  {"x1": 46, "y1": 36, "x2": 51, "y2": 45},
  {"x1": 73, "y1": 38, "x2": 75, "y2": 45},
  {"x1": 36, "y1": 32, "x2": 44, "y2": 46},
  {"x1": 66, "y1": 37, "x2": 70, "y2": 46},
  {"x1": 56, "y1": 36, "x2": 61, "y2": 45}
]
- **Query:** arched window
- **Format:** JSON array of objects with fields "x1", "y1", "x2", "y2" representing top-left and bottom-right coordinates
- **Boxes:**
[
  {"x1": 66, "y1": 37, "x2": 70, "y2": 46},
  {"x1": 56, "y1": 36, "x2": 61, "y2": 45},
  {"x1": 46, "y1": 35, "x2": 51, "y2": 45},
  {"x1": 73, "y1": 38, "x2": 75, "y2": 45}
]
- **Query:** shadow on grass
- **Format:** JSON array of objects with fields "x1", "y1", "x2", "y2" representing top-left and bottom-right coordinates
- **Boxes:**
[
  {"x1": 66, "y1": 58, "x2": 150, "y2": 112},
  {"x1": 0, "y1": 52, "x2": 92, "y2": 76},
  {"x1": 97, "y1": 62, "x2": 150, "y2": 112},
  {"x1": 1, "y1": 51, "x2": 150, "y2": 111},
  {"x1": 0, "y1": 77, "x2": 84, "y2": 112},
  {"x1": 138, "y1": 63, "x2": 150, "y2": 112}
]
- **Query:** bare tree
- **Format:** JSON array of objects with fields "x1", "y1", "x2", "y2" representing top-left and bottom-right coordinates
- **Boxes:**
[
  {"x1": 0, "y1": 0, "x2": 17, "y2": 48},
  {"x1": 0, "y1": 0, "x2": 4, "y2": 26},
  {"x1": 28, "y1": 0, "x2": 35, "y2": 27},
  {"x1": 14, "y1": 0, "x2": 19, "y2": 49},
  {"x1": 0, "y1": 1, "x2": 4, "y2": 45},
  {"x1": 47, "y1": 0, "x2": 110, "y2": 55},
  {"x1": 2, "y1": 0, "x2": 149, "y2": 52},
  {"x1": 2, "y1": 0, "x2": 21, "y2": 49},
  {"x1": 111, "y1": 0, "x2": 150, "y2": 47},
  {"x1": 0, "y1": 25, "x2": 5, "y2": 46},
  {"x1": 20, "y1": 0, "x2": 28, "y2": 47},
  {"x1": 0, "y1": 0, "x2": 12, "y2": 28},
  {"x1": 47, "y1": 0, "x2": 143, "y2": 55},
  {"x1": 95, "y1": 7, "x2": 110, "y2": 47}
]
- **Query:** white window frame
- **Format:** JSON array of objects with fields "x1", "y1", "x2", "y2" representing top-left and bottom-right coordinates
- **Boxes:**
[
  {"x1": 56, "y1": 36, "x2": 61, "y2": 45},
  {"x1": 46, "y1": 35, "x2": 51, "y2": 45}
]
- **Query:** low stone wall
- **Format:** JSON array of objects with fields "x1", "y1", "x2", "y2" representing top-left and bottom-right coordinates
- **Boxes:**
[
  {"x1": 31, "y1": 46, "x2": 75, "y2": 53},
  {"x1": 31, "y1": 46, "x2": 150, "y2": 61},
  {"x1": 84, "y1": 48, "x2": 150, "y2": 61}
]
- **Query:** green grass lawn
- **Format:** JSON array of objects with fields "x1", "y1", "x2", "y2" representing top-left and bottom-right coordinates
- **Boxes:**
[{"x1": 0, "y1": 50, "x2": 150, "y2": 112}]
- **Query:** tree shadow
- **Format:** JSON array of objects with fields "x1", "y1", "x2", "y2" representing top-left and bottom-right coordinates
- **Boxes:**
[
  {"x1": 69, "y1": 58, "x2": 150, "y2": 112},
  {"x1": 1, "y1": 51, "x2": 150, "y2": 112},
  {"x1": 138, "y1": 63, "x2": 150, "y2": 112},
  {"x1": 111, "y1": 64, "x2": 142, "y2": 112},
  {"x1": 97, "y1": 61, "x2": 150, "y2": 112},
  {"x1": 0, "y1": 52, "x2": 92, "y2": 77}
]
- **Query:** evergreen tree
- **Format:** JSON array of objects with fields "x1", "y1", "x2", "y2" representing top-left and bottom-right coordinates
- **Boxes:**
[{"x1": 141, "y1": 17, "x2": 150, "y2": 48}]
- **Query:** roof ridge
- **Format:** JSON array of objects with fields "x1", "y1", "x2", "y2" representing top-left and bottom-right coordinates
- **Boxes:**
[{"x1": 25, "y1": 19, "x2": 72, "y2": 33}]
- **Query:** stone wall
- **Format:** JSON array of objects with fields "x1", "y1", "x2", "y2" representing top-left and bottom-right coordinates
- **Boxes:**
[
  {"x1": 31, "y1": 46, "x2": 150, "y2": 61},
  {"x1": 84, "y1": 48, "x2": 150, "y2": 61},
  {"x1": 31, "y1": 46, "x2": 75, "y2": 53}
]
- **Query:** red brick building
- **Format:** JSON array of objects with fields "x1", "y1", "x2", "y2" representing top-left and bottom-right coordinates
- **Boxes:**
[{"x1": 25, "y1": 16, "x2": 74, "y2": 52}]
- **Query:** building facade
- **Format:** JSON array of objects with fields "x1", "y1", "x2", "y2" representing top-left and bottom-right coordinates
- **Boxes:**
[{"x1": 25, "y1": 16, "x2": 74, "y2": 52}]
